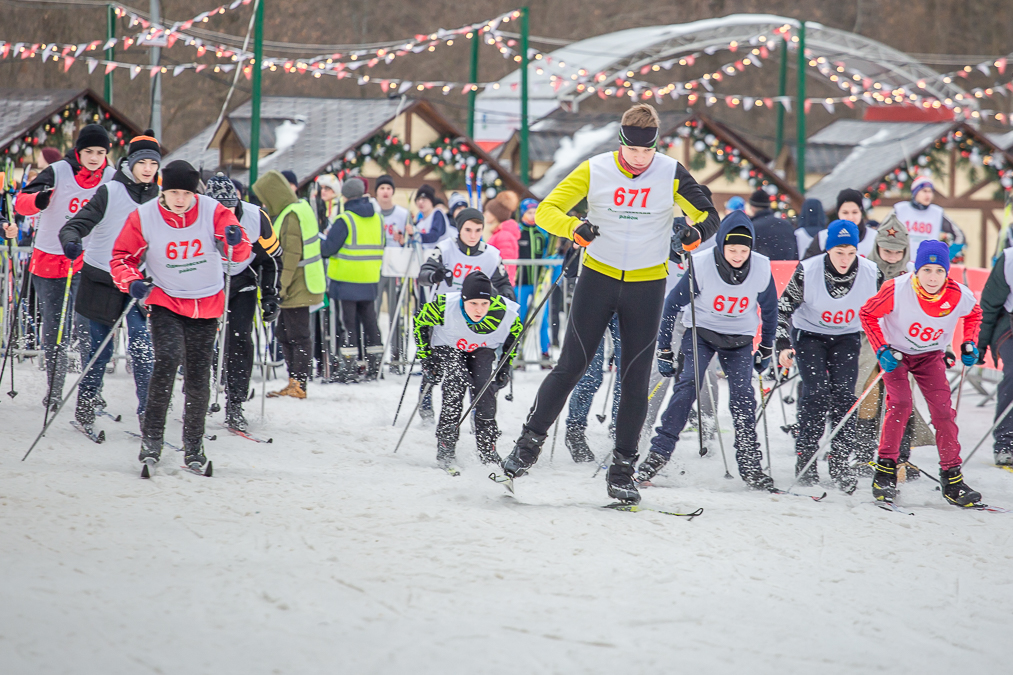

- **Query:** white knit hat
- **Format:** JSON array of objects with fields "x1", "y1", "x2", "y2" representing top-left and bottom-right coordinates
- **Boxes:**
[{"x1": 317, "y1": 173, "x2": 341, "y2": 194}]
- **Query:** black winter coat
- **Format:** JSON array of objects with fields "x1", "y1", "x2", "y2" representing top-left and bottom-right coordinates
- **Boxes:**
[{"x1": 750, "y1": 209, "x2": 798, "y2": 261}]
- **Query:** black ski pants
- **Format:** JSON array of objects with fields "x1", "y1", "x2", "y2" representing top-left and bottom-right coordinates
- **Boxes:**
[
  {"x1": 224, "y1": 288, "x2": 257, "y2": 405},
  {"x1": 340, "y1": 300, "x2": 382, "y2": 356},
  {"x1": 143, "y1": 305, "x2": 218, "y2": 451},
  {"x1": 434, "y1": 346, "x2": 499, "y2": 455},
  {"x1": 276, "y1": 306, "x2": 312, "y2": 388},
  {"x1": 523, "y1": 266, "x2": 666, "y2": 457},
  {"x1": 793, "y1": 329, "x2": 861, "y2": 480}
]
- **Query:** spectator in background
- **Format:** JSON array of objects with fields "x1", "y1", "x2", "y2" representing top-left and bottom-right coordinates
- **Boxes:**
[
  {"x1": 892, "y1": 177, "x2": 965, "y2": 262},
  {"x1": 414, "y1": 184, "x2": 452, "y2": 248},
  {"x1": 747, "y1": 188, "x2": 798, "y2": 261},
  {"x1": 315, "y1": 173, "x2": 342, "y2": 229},
  {"x1": 516, "y1": 197, "x2": 552, "y2": 363},
  {"x1": 448, "y1": 192, "x2": 469, "y2": 224},
  {"x1": 724, "y1": 195, "x2": 746, "y2": 216},
  {"x1": 39, "y1": 147, "x2": 62, "y2": 171},
  {"x1": 282, "y1": 170, "x2": 300, "y2": 196},
  {"x1": 794, "y1": 198, "x2": 826, "y2": 259},
  {"x1": 483, "y1": 191, "x2": 521, "y2": 285},
  {"x1": 803, "y1": 189, "x2": 878, "y2": 259}
]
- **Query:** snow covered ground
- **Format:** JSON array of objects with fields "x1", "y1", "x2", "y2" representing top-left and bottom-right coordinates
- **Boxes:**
[{"x1": 1, "y1": 356, "x2": 1011, "y2": 674}]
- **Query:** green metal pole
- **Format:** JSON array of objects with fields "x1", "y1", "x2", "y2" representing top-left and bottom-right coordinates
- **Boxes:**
[
  {"x1": 105, "y1": 4, "x2": 114, "y2": 104},
  {"x1": 249, "y1": 0, "x2": 265, "y2": 184},
  {"x1": 519, "y1": 7, "x2": 530, "y2": 186},
  {"x1": 796, "y1": 22, "x2": 807, "y2": 195},
  {"x1": 468, "y1": 30, "x2": 479, "y2": 138},
  {"x1": 775, "y1": 37, "x2": 787, "y2": 159}
]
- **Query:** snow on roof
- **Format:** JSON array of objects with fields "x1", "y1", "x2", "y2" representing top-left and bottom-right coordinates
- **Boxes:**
[
  {"x1": 805, "y1": 120, "x2": 955, "y2": 211},
  {"x1": 987, "y1": 130, "x2": 1013, "y2": 151},
  {"x1": 0, "y1": 89, "x2": 141, "y2": 152}
]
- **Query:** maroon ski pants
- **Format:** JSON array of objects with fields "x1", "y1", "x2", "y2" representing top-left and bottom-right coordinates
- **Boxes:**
[{"x1": 878, "y1": 350, "x2": 961, "y2": 469}]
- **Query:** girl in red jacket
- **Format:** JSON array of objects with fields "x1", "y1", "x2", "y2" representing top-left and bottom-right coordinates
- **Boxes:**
[
  {"x1": 111, "y1": 160, "x2": 250, "y2": 474},
  {"x1": 859, "y1": 240, "x2": 983, "y2": 507},
  {"x1": 15, "y1": 124, "x2": 115, "y2": 410}
]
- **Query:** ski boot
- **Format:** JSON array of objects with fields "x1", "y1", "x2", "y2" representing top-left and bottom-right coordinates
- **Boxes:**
[
  {"x1": 741, "y1": 468, "x2": 775, "y2": 492},
  {"x1": 827, "y1": 451, "x2": 858, "y2": 495},
  {"x1": 364, "y1": 347, "x2": 383, "y2": 381},
  {"x1": 75, "y1": 395, "x2": 96, "y2": 429},
  {"x1": 852, "y1": 419, "x2": 878, "y2": 477},
  {"x1": 502, "y1": 428, "x2": 548, "y2": 478},
  {"x1": 940, "y1": 466, "x2": 982, "y2": 508},
  {"x1": 225, "y1": 400, "x2": 248, "y2": 432},
  {"x1": 184, "y1": 443, "x2": 208, "y2": 473},
  {"x1": 995, "y1": 448, "x2": 1013, "y2": 466},
  {"x1": 564, "y1": 426, "x2": 595, "y2": 463},
  {"x1": 636, "y1": 451, "x2": 668, "y2": 482},
  {"x1": 795, "y1": 454, "x2": 820, "y2": 487},
  {"x1": 606, "y1": 451, "x2": 641, "y2": 504},
  {"x1": 476, "y1": 421, "x2": 503, "y2": 466},
  {"x1": 436, "y1": 440, "x2": 456, "y2": 470},
  {"x1": 139, "y1": 437, "x2": 162, "y2": 464},
  {"x1": 871, "y1": 457, "x2": 898, "y2": 502}
]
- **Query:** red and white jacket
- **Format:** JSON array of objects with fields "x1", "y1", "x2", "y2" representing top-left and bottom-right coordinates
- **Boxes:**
[{"x1": 110, "y1": 196, "x2": 251, "y2": 319}]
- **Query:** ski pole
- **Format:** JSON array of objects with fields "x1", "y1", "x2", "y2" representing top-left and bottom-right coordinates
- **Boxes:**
[
  {"x1": 685, "y1": 251, "x2": 707, "y2": 457},
  {"x1": 758, "y1": 370, "x2": 773, "y2": 475},
  {"x1": 706, "y1": 363, "x2": 733, "y2": 479},
  {"x1": 963, "y1": 394, "x2": 1013, "y2": 463},
  {"x1": 392, "y1": 352, "x2": 417, "y2": 426},
  {"x1": 23, "y1": 299, "x2": 138, "y2": 461},
  {"x1": 40, "y1": 265, "x2": 75, "y2": 431},
  {"x1": 596, "y1": 358, "x2": 614, "y2": 424},
  {"x1": 550, "y1": 414, "x2": 560, "y2": 463},
  {"x1": 753, "y1": 369, "x2": 797, "y2": 426},
  {"x1": 210, "y1": 243, "x2": 234, "y2": 414},
  {"x1": 454, "y1": 252, "x2": 580, "y2": 429},
  {"x1": 785, "y1": 369, "x2": 886, "y2": 492},
  {"x1": 953, "y1": 365, "x2": 967, "y2": 415},
  {"x1": 393, "y1": 380, "x2": 433, "y2": 453}
]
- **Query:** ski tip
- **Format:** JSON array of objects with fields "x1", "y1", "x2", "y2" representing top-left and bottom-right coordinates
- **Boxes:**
[
  {"x1": 205, "y1": 461, "x2": 213, "y2": 477},
  {"x1": 97, "y1": 430, "x2": 106, "y2": 444},
  {"x1": 208, "y1": 434, "x2": 217, "y2": 441},
  {"x1": 140, "y1": 463, "x2": 151, "y2": 479},
  {"x1": 114, "y1": 414, "x2": 122, "y2": 422},
  {"x1": 267, "y1": 438, "x2": 274, "y2": 444}
]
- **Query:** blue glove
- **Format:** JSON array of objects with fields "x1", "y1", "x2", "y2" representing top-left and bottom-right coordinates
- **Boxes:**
[
  {"x1": 877, "y1": 346, "x2": 900, "y2": 373},
  {"x1": 63, "y1": 240, "x2": 82, "y2": 260},
  {"x1": 961, "y1": 341, "x2": 979, "y2": 367},
  {"x1": 753, "y1": 344, "x2": 773, "y2": 374},
  {"x1": 225, "y1": 224, "x2": 242, "y2": 246},
  {"x1": 129, "y1": 280, "x2": 151, "y2": 300},
  {"x1": 657, "y1": 349, "x2": 675, "y2": 378}
]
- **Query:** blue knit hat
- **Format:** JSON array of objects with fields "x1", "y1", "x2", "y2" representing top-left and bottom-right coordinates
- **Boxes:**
[
  {"x1": 520, "y1": 198, "x2": 539, "y2": 215},
  {"x1": 914, "y1": 240, "x2": 950, "y2": 273},
  {"x1": 824, "y1": 219, "x2": 859, "y2": 250}
]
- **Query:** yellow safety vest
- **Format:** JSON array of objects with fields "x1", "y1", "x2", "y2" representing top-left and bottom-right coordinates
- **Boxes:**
[
  {"x1": 275, "y1": 199, "x2": 326, "y2": 295},
  {"x1": 327, "y1": 210, "x2": 384, "y2": 284}
]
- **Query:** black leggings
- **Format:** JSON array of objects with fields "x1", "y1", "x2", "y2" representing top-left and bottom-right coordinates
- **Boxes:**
[
  {"x1": 224, "y1": 289, "x2": 257, "y2": 404},
  {"x1": 340, "y1": 300, "x2": 381, "y2": 356},
  {"x1": 523, "y1": 266, "x2": 666, "y2": 456}
]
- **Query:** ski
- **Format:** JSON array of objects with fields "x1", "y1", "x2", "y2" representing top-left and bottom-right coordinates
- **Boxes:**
[
  {"x1": 996, "y1": 465, "x2": 1013, "y2": 475},
  {"x1": 181, "y1": 461, "x2": 213, "y2": 477},
  {"x1": 205, "y1": 433, "x2": 218, "y2": 442},
  {"x1": 124, "y1": 430, "x2": 182, "y2": 453},
  {"x1": 488, "y1": 472, "x2": 514, "y2": 494},
  {"x1": 70, "y1": 420, "x2": 106, "y2": 444},
  {"x1": 442, "y1": 465, "x2": 461, "y2": 477},
  {"x1": 603, "y1": 503, "x2": 704, "y2": 520},
  {"x1": 876, "y1": 501, "x2": 915, "y2": 516},
  {"x1": 96, "y1": 409, "x2": 122, "y2": 422},
  {"x1": 224, "y1": 426, "x2": 272, "y2": 444},
  {"x1": 770, "y1": 488, "x2": 827, "y2": 502},
  {"x1": 965, "y1": 503, "x2": 1010, "y2": 513},
  {"x1": 140, "y1": 458, "x2": 156, "y2": 479}
]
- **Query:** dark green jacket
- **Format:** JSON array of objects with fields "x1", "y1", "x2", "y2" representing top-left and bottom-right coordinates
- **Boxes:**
[{"x1": 976, "y1": 251, "x2": 1013, "y2": 365}]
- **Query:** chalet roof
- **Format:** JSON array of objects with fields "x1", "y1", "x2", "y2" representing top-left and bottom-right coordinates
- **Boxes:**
[{"x1": 0, "y1": 88, "x2": 142, "y2": 152}]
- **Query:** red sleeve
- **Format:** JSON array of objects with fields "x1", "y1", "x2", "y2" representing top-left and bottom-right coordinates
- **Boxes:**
[
  {"x1": 961, "y1": 302, "x2": 983, "y2": 345},
  {"x1": 860, "y1": 278, "x2": 896, "y2": 354},
  {"x1": 15, "y1": 190, "x2": 44, "y2": 216},
  {"x1": 110, "y1": 210, "x2": 148, "y2": 292},
  {"x1": 213, "y1": 202, "x2": 252, "y2": 262}
]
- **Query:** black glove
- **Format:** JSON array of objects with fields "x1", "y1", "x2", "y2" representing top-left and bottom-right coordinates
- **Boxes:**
[
  {"x1": 494, "y1": 365, "x2": 511, "y2": 389},
  {"x1": 679, "y1": 225, "x2": 701, "y2": 251},
  {"x1": 432, "y1": 265, "x2": 452, "y2": 285},
  {"x1": 572, "y1": 220, "x2": 599, "y2": 247},
  {"x1": 657, "y1": 348, "x2": 676, "y2": 378},
  {"x1": 261, "y1": 295, "x2": 280, "y2": 323},
  {"x1": 225, "y1": 224, "x2": 242, "y2": 246},
  {"x1": 753, "y1": 344, "x2": 773, "y2": 374},
  {"x1": 422, "y1": 355, "x2": 442, "y2": 385},
  {"x1": 34, "y1": 187, "x2": 53, "y2": 211},
  {"x1": 944, "y1": 350, "x2": 956, "y2": 368},
  {"x1": 129, "y1": 280, "x2": 151, "y2": 301},
  {"x1": 63, "y1": 239, "x2": 83, "y2": 260}
]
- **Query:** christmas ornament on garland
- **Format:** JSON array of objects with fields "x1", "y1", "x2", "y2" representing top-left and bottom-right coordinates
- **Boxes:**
[
  {"x1": 323, "y1": 132, "x2": 502, "y2": 193},
  {"x1": 666, "y1": 119, "x2": 794, "y2": 216},
  {"x1": 0, "y1": 96, "x2": 128, "y2": 163}
]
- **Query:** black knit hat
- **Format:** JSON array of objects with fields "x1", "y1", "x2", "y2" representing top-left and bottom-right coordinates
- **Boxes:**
[
  {"x1": 455, "y1": 207, "x2": 484, "y2": 230},
  {"x1": 748, "y1": 188, "x2": 770, "y2": 209},
  {"x1": 835, "y1": 188, "x2": 865, "y2": 216},
  {"x1": 416, "y1": 183, "x2": 439, "y2": 205},
  {"x1": 76, "y1": 124, "x2": 111, "y2": 152},
  {"x1": 127, "y1": 129, "x2": 161, "y2": 170},
  {"x1": 161, "y1": 160, "x2": 200, "y2": 193},
  {"x1": 461, "y1": 271, "x2": 494, "y2": 301},
  {"x1": 725, "y1": 225, "x2": 753, "y2": 248},
  {"x1": 375, "y1": 174, "x2": 395, "y2": 191},
  {"x1": 205, "y1": 172, "x2": 239, "y2": 207}
]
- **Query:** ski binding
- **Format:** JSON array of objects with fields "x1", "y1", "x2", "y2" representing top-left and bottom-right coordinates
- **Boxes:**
[
  {"x1": 70, "y1": 420, "x2": 105, "y2": 444},
  {"x1": 488, "y1": 472, "x2": 514, "y2": 493},
  {"x1": 140, "y1": 458, "x2": 157, "y2": 479},
  {"x1": 876, "y1": 500, "x2": 915, "y2": 516},
  {"x1": 181, "y1": 461, "x2": 213, "y2": 477}
]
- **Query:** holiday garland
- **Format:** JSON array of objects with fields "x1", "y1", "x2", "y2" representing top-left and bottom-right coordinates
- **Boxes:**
[
  {"x1": 864, "y1": 128, "x2": 1013, "y2": 204},
  {"x1": 667, "y1": 118, "x2": 795, "y2": 216},
  {"x1": 0, "y1": 95, "x2": 129, "y2": 163},
  {"x1": 323, "y1": 131, "x2": 503, "y2": 193}
]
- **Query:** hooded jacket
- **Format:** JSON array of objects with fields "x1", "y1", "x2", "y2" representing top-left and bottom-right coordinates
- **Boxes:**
[
  {"x1": 659, "y1": 211, "x2": 778, "y2": 350},
  {"x1": 750, "y1": 207, "x2": 798, "y2": 261},
  {"x1": 793, "y1": 198, "x2": 825, "y2": 259},
  {"x1": 253, "y1": 170, "x2": 323, "y2": 309},
  {"x1": 867, "y1": 213, "x2": 910, "y2": 280},
  {"x1": 485, "y1": 218, "x2": 520, "y2": 284}
]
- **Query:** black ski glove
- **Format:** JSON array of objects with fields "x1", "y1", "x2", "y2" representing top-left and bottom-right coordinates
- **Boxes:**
[
  {"x1": 225, "y1": 224, "x2": 243, "y2": 246},
  {"x1": 657, "y1": 348, "x2": 676, "y2": 378},
  {"x1": 944, "y1": 350, "x2": 956, "y2": 368},
  {"x1": 572, "y1": 220, "x2": 599, "y2": 247},
  {"x1": 753, "y1": 344, "x2": 773, "y2": 374},
  {"x1": 63, "y1": 238, "x2": 83, "y2": 260},
  {"x1": 261, "y1": 295, "x2": 280, "y2": 323},
  {"x1": 494, "y1": 365, "x2": 511, "y2": 389},
  {"x1": 34, "y1": 187, "x2": 53, "y2": 211},
  {"x1": 679, "y1": 225, "x2": 701, "y2": 251},
  {"x1": 432, "y1": 265, "x2": 452, "y2": 285}
]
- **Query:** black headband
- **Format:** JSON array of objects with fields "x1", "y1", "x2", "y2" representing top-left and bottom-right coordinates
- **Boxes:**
[{"x1": 619, "y1": 125, "x2": 659, "y2": 149}]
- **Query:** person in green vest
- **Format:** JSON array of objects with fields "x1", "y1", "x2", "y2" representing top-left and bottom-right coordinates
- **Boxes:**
[
  {"x1": 252, "y1": 170, "x2": 326, "y2": 399},
  {"x1": 321, "y1": 177, "x2": 385, "y2": 381}
]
